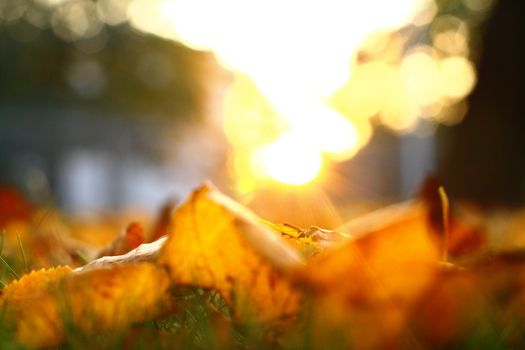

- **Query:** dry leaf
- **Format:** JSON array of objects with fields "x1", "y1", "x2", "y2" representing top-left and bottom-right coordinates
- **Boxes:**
[
  {"x1": 147, "y1": 197, "x2": 178, "y2": 242},
  {"x1": 7, "y1": 181, "x2": 513, "y2": 349},
  {"x1": 14, "y1": 262, "x2": 171, "y2": 349},
  {"x1": 413, "y1": 251, "x2": 525, "y2": 348},
  {"x1": 297, "y1": 200, "x2": 441, "y2": 349},
  {"x1": 0, "y1": 186, "x2": 33, "y2": 227},
  {"x1": 158, "y1": 184, "x2": 304, "y2": 325},
  {"x1": 0, "y1": 266, "x2": 72, "y2": 319},
  {"x1": 263, "y1": 220, "x2": 349, "y2": 259},
  {"x1": 77, "y1": 236, "x2": 167, "y2": 271},
  {"x1": 96, "y1": 221, "x2": 145, "y2": 258},
  {"x1": 411, "y1": 267, "x2": 480, "y2": 348}
]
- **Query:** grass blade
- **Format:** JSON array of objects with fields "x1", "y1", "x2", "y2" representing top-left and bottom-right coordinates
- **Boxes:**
[
  {"x1": 16, "y1": 232, "x2": 28, "y2": 274},
  {"x1": 0, "y1": 256, "x2": 20, "y2": 280},
  {"x1": 0, "y1": 231, "x2": 4, "y2": 255},
  {"x1": 75, "y1": 250, "x2": 91, "y2": 266},
  {"x1": 438, "y1": 186, "x2": 450, "y2": 262}
]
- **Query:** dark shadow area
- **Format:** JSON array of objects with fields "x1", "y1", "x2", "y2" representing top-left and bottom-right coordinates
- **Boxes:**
[{"x1": 437, "y1": 0, "x2": 525, "y2": 206}]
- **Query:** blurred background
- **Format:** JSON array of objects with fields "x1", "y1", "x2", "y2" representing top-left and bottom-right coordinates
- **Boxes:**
[{"x1": 0, "y1": 0, "x2": 523, "y2": 228}]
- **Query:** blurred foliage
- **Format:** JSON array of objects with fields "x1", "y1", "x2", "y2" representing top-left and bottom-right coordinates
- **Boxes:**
[
  {"x1": 0, "y1": 0, "x2": 214, "y2": 120},
  {"x1": 5, "y1": 182, "x2": 525, "y2": 348}
]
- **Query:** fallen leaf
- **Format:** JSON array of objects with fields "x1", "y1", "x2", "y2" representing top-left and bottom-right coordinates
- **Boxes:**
[
  {"x1": 419, "y1": 178, "x2": 486, "y2": 258},
  {"x1": 263, "y1": 220, "x2": 349, "y2": 258},
  {"x1": 14, "y1": 262, "x2": 171, "y2": 349},
  {"x1": 158, "y1": 184, "x2": 304, "y2": 325},
  {"x1": 0, "y1": 266, "x2": 72, "y2": 319},
  {"x1": 147, "y1": 197, "x2": 178, "y2": 242},
  {"x1": 77, "y1": 236, "x2": 167, "y2": 272},
  {"x1": 413, "y1": 251, "x2": 525, "y2": 348},
  {"x1": 297, "y1": 200, "x2": 441, "y2": 349},
  {"x1": 96, "y1": 221, "x2": 145, "y2": 258},
  {"x1": 0, "y1": 186, "x2": 33, "y2": 228}
]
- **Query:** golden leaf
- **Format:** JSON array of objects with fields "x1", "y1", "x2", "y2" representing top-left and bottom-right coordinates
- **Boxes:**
[
  {"x1": 14, "y1": 263, "x2": 170, "y2": 349},
  {"x1": 158, "y1": 184, "x2": 304, "y2": 324},
  {"x1": 0, "y1": 266, "x2": 73, "y2": 319}
]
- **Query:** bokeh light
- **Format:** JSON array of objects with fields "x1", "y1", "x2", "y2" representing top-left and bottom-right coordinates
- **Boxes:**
[
  {"x1": 440, "y1": 56, "x2": 477, "y2": 99},
  {"x1": 1, "y1": 0, "x2": 492, "y2": 191},
  {"x1": 145, "y1": 0, "x2": 429, "y2": 188}
]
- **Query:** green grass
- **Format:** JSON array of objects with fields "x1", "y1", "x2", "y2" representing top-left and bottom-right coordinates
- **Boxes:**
[
  {"x1": 15, "y1": 232, "x2": 28, "y2": 275},
  {"x1": 0, "y1": 229, "x2": 29, "y2": 285}
]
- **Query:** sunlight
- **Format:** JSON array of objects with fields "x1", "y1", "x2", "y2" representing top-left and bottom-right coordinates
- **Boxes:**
[
  {"x1": 156, "y1": 0, "x2": 423, "y2": 188},
  {"x1": 138, "y1": 0, "x2": 477, "y2": 189},
  {"x1": 255, "y1": 135, "x2": 323, "y2": 186}
]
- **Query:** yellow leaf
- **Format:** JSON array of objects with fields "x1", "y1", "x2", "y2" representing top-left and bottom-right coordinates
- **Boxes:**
[
  {"x1": 14, "y1": 263, "x2": 170, "y2": 349},
  {"x1": 158, "y1": 184, "x2": 304, "y2": 324},
  {"x1": 0, "y1": 266, "x2": 73, "y2": 319}
]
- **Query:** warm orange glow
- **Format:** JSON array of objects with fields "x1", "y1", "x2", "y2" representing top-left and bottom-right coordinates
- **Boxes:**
[
  {"x1": 31, "y1": 1, "x2": 483, "y2": 190},
  {"x1": 121, "y1": 0, "x2": 480, "y2": 189},
  {"x1": 144, "y1": 0, "x2": 430, "y2": 188}
]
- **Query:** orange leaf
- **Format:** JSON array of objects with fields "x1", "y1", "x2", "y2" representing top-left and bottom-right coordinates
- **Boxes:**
[
  {"x1": 96, "y1": 221, "x2": 145, "y2": 258},
  {"x1": 158, "y1": 184, "x2": 304, "y2": 324},
  {"x1": 12, "y1": 263, "x2": 170, "y2": 348},
  {"x1": 0, "y1": 266, "x2": 72, "y2": 319},
  {"x1": 296, "y1": 200, "x2": 441, "y2": 349}
]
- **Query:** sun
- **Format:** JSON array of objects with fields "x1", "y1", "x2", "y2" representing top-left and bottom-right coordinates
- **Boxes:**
[{"x1": 255, "y1": 135, "x2": 323, "y2": 186}]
